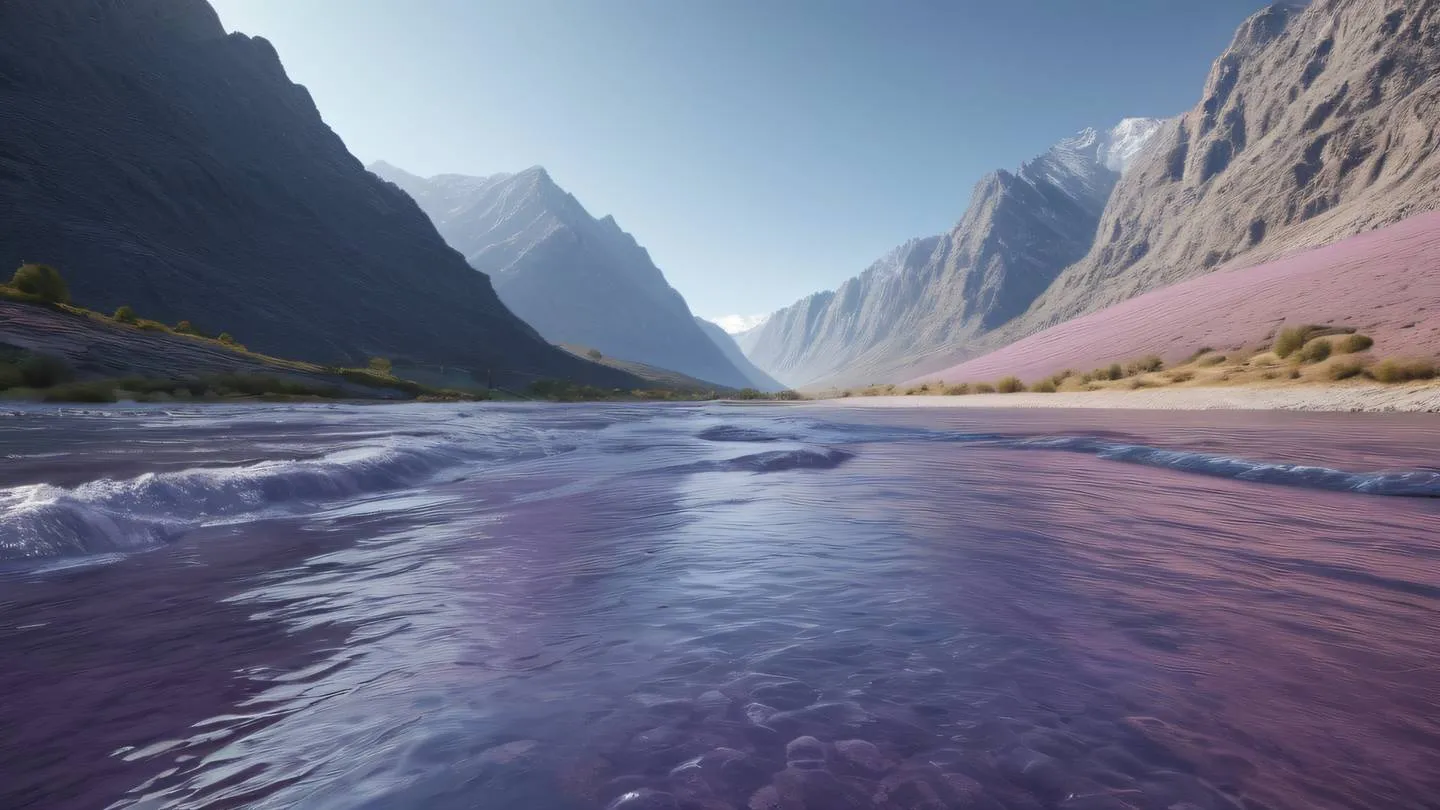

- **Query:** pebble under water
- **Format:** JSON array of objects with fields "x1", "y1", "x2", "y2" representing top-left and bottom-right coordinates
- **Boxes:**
[{"x1": 1, "y1": 402, "x2": 1437, "y2": 810}]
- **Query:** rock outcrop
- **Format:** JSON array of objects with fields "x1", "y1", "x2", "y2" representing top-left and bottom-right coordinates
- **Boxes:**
[
  {"x1": 0, "y1": 0, "x2": 631, "y2": 387},
  {"x1": 371, "y1": 163, "x2": 758, "y2": 390},
  {"x1": 743, "y1": 121, "x2": 1164, "y2": 388}
]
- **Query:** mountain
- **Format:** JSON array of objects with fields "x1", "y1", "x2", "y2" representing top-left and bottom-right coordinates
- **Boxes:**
[
  {"x1": 913, "y1": 211, "x2": 1440, "y2": 386},
  {"x1": 370, "y1": 162, "x2": 757, "y2": 390},
  {"x1": 0, "y1": 0, "x2": 631, "y2": 387},
  {"x1": 743, "y1": 120, "x2": 1165, "y2": 388},
  {"x1": 1011, "y1": 0, "x2": 1440, "y2": 336},
  {"x1": 693, "y1": 318, "x2": 785, "y2": 391}
]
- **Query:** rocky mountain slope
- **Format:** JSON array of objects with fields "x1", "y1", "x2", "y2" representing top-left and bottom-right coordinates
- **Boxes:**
[
  {"x1": 370, "y1": 162, "x2": 757, "y2": 390},
  {"x1": 742, "y1": 120, "x2": 1164, "y2": 388},
  {"x1": 0, "y1": 0, "x2": 631, "y2": 387},
  {"x1": 693, "y1": 318, "x2": 784, "y2": 391},
  {"x1": 1011, "y1": 0, "x2": 1440, "y2": 335},
  {"x1": 913, "y1": 211, "x2": 1440, "y2": 386}
]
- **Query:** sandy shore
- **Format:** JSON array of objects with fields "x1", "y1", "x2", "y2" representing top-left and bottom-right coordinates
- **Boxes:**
[{"x1": 815, "y1": 383, "x2": 1440, "y2": 413}]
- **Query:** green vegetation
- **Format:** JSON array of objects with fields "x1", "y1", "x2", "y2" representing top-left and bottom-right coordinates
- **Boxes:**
[
  {"x1": 973, "y1": 382, "x2": 997, "y2": 394},
  {"x1": 1031, "y1": 378, "x2": 1057, "y2": 393},
  {"x1": 1106, "y1": 363, "x2": 1124, "y2": 381},
  {"x1": 174, "y1": 320, "x2": 200, "y2": 336},
  {"x1": 1327, "y1": 358, "x2": 1366, "y2": 380},
  {"x1": 1370, "y1": 358, "x2": 1437, "y2": 383},
  {"x1": 368, "y1": 356, "x2": 393, "y2": 375},
  {"x1": 1297, "y1": 339, "x2": 1332, "y2": 363},
  {"x1": 1273, "y1": 326, "x2": 1310, "y2": 358},
  {"x1": 1337, "y1": 334, "x2": 1374, "y2": 354},
  {"x1": 1125, "y1": 355, "x2": 1164, "y2": 375},
  {"x1": 113, "y1": 305, "x2": 138, "y2": 324},
  {"x1": 996, "y1": 376, "x2": 1025, "y2": 394},
  {"x1": 945, "y1": 383, "x2": 971, "y2": 396},
  {"x1": 8, "y1": 263, "x2": 69, "y2": 304}
]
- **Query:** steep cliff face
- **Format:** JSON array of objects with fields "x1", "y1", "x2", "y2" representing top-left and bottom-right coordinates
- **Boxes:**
[
  {"x1": 0, "y1": 0, "x2": 630, "y2": 386},
  {"x1": 1018, "y1": 0, "x2": 1440, "y2": 332},
  {"x1": 371, "y1": 163, "x2": 757, "y2": 389},
  {"x1": 744, "y1": 121, "x2": 1163, "y2": 388}
]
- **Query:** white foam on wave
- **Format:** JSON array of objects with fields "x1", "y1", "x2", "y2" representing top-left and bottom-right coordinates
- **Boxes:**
[{"x1": 0, "y1": 438, "x2": 486, "y2": 561}]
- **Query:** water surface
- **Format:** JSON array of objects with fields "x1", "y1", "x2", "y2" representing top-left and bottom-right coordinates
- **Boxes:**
[{"x1": 1, "y1": 402, "x2": 1437, "y2": 810}]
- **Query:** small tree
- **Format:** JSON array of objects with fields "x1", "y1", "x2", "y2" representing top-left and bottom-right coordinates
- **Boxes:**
[
  {"x1": 586, "y1": 348, "x2": 603, "y2": 361},
  {"x1": 368, "y1": 356, "x2": 393, "y2": 375},
  {"x1": 996, "y1": 376, "x2": 1025, "y2": 393},
  {"x1": 113, "y1": 305, "x2": 138, "y2": 324},
  {"x1": 10, "y1": 264, "x2": 69, "y2": 304}
]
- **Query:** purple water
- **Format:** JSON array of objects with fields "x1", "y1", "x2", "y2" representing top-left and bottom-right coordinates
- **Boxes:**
[{"x1": 1, "y1": 402, "x2": 1437, "y2": 810}]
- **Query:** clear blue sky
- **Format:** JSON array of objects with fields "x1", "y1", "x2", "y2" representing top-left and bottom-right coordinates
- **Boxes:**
[{"x1": 209, "y1": 0, "x2": 1266, "y2": 326}]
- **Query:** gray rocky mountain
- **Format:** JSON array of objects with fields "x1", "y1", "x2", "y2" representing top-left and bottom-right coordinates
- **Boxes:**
[
  {"x1": 1010, "y1": 0, "x2": 1440, "y2": 337},
  {"x1": 744, "y1": 120, "x2": 1164, "y2": 388},
  {"x1": 0, "y1": 0, "x2": 631, "y2": 387},
  {"x1": 370, "y1": 162, "x2": 756, "y2": 390}
]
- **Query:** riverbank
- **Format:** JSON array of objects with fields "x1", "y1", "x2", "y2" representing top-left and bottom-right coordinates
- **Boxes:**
[{"x1": 817, "y1": 382, "x2": 1440, "y2": 412}]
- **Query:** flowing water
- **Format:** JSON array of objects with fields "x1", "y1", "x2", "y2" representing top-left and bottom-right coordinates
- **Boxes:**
[{"x1": 1, "y1": 402, "x2": 1438, "y2": 810}]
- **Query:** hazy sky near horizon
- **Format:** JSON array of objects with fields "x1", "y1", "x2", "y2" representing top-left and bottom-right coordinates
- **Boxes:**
[{"x1": 209, "y1": 0, "x2": 1267, "y2": 326}]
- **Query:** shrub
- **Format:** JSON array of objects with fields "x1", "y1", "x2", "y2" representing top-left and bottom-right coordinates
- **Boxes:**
[
  {"x1": 945, "y1": 383, "x2": 971, "y2": 396},
  {"x1": 217, "y1": 332, "x2": 236, "y2": 345},
  {"x1": 973, "y1": 382, "x2": 997, "y2": 394},
  {"x1": 113, "y1": 305, "x2": 138, "y2": 324},
  {"x1": 776, "y1": 390, "x2": 803, "y2": 401},
  {"x1": 996, "y1": 376, "x2": 1025, "y2": 394},
  {"x1": 41, "y1": 381, "x2": 117, "y2": 403},
  {"x1": 1273, "y1": 326, "x2": 1313, "y2": 358},
  {"x1": 586, "y1": 348, "x2": 603, "y2": 360},
  {"x1": 1032, "y1": 379, "x2": 1058, "y2": 393},
  {"x1": 1327, "y1": 359, "x2": 1365, "y2": 380},
  {"x1": 905, "y1": 387, "x2": 920, "y2": 396},
  {"x1": 174, "y1": 320, "x2": 199, "y2": 335},
  {"x1": 1125, "y1": 355, "x2": 1164, "y2": 376},
  {"x1": 1298, "y1": 339, "x2": 1332, "y2": 364},
  {"x1": 1166, "y1": 369, "x2": 1196, "y2": 383},
  {"x1": 136, "y1": 319, "x2": 169, "y2": 332},
  {"x1": 19, "y1": 353, "x2": 73, "y2": 388},
  {"x1": 1337, "y1": 334, "x2": 1374, "y2": 354},
  {"x1": 1198, "y1": 354, "x2": 1227, "y2": 367},
  {"x1": 1078, "y1": 372, "x2": 1094, "y2": 384},
  {"x1": 1288, "y1": 367, "x2": 1302, "y2": 379},
  {"x1": 0, "y1": 362, "x2": 23, "y2": 390},
  {"x1": 9, "y1": 264, "x2": 69, "y2": 304},
  {"x1": 1106, "y1": 363, "x2": 1124, "y2": 381},
  {"x1": 368, "y1": 356, "x2": 393, "y2": 375},
  {"x1": 1370, "y1": 358, "x2": 1438, "y2": 383},
  {"x1": 1188, "y1": 347, "x2": 1215, "y2": 361}
]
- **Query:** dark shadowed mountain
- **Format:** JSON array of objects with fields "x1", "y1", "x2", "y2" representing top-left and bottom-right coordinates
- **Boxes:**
[
  {"x1": 742, "y1": 120, "x2": 1164, "y2": 388},
  {"x1": 369, "y1": 162, "x2": 757, "y2": 390},
  {"x1": 0, "y1": 0, "x2": 634, "y2": 387}
]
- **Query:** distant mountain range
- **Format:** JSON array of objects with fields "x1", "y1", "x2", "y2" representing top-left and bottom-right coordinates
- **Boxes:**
[
  {"x1": 743, "y1": 119, "x2": 1165, "y2": 388},
  {"x1": 369, "y1": 162, "x2": 775, "y2": 391},
  {"x1": 0, "y1": 0, "x2": 632, "y2": 388},
  {"x1": 744, "y1": 0, "x2": 1440, "y2": 389}
]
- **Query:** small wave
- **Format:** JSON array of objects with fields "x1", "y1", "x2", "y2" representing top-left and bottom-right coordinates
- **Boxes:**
[
  {"x1": 1011, "y1": 437, "x2": 1440, "y2": 498},
  {"x1": 716, "y1": 447, "x2": 855, "y2": 473},
  {"x1": 697, "y1": 425, "x2": 792, "y2": 443},
  {"x1": 0, "y1": 441, "x2": 487, "y2": 561}
]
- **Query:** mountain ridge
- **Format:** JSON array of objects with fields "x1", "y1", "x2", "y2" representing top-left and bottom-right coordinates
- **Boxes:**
[
  {"x1": 370, "y1": 162, "x2": 760, "y2": 390},
  {"x1": 743, "y1": 118, "x2": 1165, "y2": 388},
  {"x1": 0, "y1": 0, "x2": 634, "y2": 388}
]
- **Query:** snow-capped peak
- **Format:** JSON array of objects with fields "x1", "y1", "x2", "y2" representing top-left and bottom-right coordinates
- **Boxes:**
[{"x1": 1102, "y1": 117, "x2": 1166, "y2": 173}]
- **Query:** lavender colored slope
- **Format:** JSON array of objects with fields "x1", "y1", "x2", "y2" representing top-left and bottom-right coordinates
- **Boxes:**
[{"x1": 910, "y1": 212, "x2": 1440, "y2": 385}]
